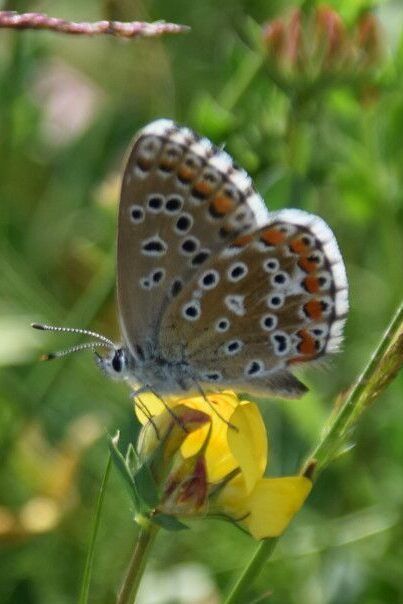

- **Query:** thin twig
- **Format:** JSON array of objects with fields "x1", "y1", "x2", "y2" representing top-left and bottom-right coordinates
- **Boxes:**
[{"x1": 0, "y1": 11, "x2": 190, "y2": 39}]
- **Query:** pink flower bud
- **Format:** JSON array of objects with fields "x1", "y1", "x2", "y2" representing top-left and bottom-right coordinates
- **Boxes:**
[
  {"x1": 315, "y1": 5, "x2": 346, "y2": 66},
  {"x1": 263, "y1": 10, "x2": 301, "y2": 70},
  {"x1": 262, "y1": 19, "x2": 285, "y2": 56},
  {"x1": 356, "y1": 13, "x2": 382, "y2": 66},
  {"x1": 285, "y1": 9, "x2": 302, "y2": 67}
]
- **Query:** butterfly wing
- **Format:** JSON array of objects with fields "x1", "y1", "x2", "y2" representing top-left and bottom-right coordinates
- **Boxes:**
[
  {"x1": 117, "y1": 119, "x2": 269, "y2": 356},
  {"x1": 159, "y1": 209, "x2": 348, "y2": 397}
]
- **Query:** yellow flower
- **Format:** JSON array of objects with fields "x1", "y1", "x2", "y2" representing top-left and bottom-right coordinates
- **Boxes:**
[{"x1": 136, "y1": 391, "x2": 311, "y2": 540}]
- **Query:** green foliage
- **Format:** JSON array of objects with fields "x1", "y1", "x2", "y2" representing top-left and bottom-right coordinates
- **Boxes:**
[
  {"x1": 0, "y1": 1, "x2": 402, "y2": 603},
  {"x1": 152, "y1": 514, "x2": 189, "y2": 532},
  {"x1": 108, "y1": 432, "x2": 143, "y2": 509}
]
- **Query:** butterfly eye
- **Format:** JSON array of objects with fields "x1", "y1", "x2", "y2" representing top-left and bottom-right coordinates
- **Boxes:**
[{"x1": 112, "y1": 350, "x2": 124, "y2": 373}]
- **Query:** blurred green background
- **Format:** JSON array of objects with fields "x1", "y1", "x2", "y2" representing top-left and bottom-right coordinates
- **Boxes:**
[{"x1": 1, "y1": 0, "x2": 402, "y2": 602}]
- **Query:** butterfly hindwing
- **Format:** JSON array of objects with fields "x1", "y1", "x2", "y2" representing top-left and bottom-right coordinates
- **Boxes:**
[
  {"x1": 117, "y1": 120, "x2": 270, "y2": 355},
  {"x1": 159, "y1": 209, "x2": 348, "y2": 396}
]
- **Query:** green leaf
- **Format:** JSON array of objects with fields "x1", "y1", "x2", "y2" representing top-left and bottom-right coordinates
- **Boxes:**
[
  {"x1": 133, "y1": 463, "x2": 160, "y2": 509},
  {"x1": 78, "y1": 454, "x2": 112, "y2": 604},
  {"x1": 152, "y1": 514, "x2": 189, "y2": 532},
  {"x1": 108, "y1": 432, "x2": 141, "y2": 509},
  {"x1": 192, "y1": 93, "x2": 235, "y2": 139},
  {"x1": 125, "y1": 442, "x2": 140, "y2": 476}
]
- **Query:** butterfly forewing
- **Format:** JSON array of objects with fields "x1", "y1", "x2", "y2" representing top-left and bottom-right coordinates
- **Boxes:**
[
  {"x1": 118, "y1": 120, "x2": 269, "y2": 355},
  {"x1": 159, "y1": 209, "x2": 348, "y2": 397}
]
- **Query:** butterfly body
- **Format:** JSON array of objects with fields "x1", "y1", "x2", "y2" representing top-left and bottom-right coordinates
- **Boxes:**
[{"x1": 96, "y1": 344, "x2": 194, "y2": 394}]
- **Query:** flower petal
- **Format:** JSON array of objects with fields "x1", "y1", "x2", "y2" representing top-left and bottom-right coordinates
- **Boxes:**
[
  {"x1": 246, "y1": 476, "x2": 312, "y2": 539},
  {"x1": 137, "y1": 405, "x2": 211, "y2": 462},
  {"x1": 182, "y1": 392, "x2": 240, "y2": 482},
  {"x1": 180, "y1": 423, "x2": 211, "y2": 458},
  {"x1": 227, "y1": 401, "x2": 268, "y2": 493},
  {"x1": 136, "y1": 392, "x2": 265, "y2": 486},
  {"x1": 213, "y1": 474, "x2": 249, "y2": 519},
  {"x1": 134, "y1": 392, "x2": 170, "y2": 424}
]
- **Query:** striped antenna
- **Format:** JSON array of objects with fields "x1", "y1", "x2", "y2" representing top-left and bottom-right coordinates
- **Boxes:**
[
  {"x1": 32, "y1": 322, "x2": 116, "y2": 361},
  {"x1": 40, "y1": 342, "x2": 112, "y2": 361},
  {"x1": 31, "y1": 322, "x2": 115, "y2": 348}
]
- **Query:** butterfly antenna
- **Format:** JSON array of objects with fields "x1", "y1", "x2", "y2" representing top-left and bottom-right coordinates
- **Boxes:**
[
  {"x1": 31, "y1": 322, "x2": 115, "y2": 348},
  {"x1": 41, "y1": 342, "x2": 112, "y2": 361}
]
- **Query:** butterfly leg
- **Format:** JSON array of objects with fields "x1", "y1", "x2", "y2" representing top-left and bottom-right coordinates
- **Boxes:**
[
  {"x1": 147, "y1": 386, "x2": 189, "y2": 433},
  {"x1": 192, "y1": 379, "x2": 238, "y2": 432},
  {"x1": 130, "y1": 386, "x2": 161, "y2": 438},
  {"x1": 136, "y1": 396, "x2": 161, "y2": 440}
]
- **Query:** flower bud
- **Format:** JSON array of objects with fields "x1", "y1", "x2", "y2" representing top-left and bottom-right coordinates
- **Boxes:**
[
  {"x1": 263, "y1": 9, "x2": 301, "y2": 72},
  {"x1": 315, "y1": 6, "x2": 346, "y2": 69},
  {"x1": 356, "y1": 13, "x2": 382, "y2": 67},
  {"x1": 132, "y1": 392, "x2": 311, "y2": 538},
  {"x1": 262, "y1": 19, "x2": 285, "y2": 57},
  {"x1": 261, "y1": 5, "x2": 383, "y2": 91},
  {"x1": 160, "y1": 455, "x2": 208, "y2": 515}
]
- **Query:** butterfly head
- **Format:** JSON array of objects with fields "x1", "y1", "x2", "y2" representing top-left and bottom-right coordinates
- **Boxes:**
[
  {"x1": 94, "y1": 346, "x2": 131, "y2": 381},
  {"x1": 32, "y1": 322, "x2": 133, "y2": 382}
]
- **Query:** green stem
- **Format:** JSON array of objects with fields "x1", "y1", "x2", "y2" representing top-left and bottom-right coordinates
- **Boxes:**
[
  {"x1": 117, "y1": 521, "x2": 158, "y2": 604},
  {"x1": 78, "y1": 453, "x2": 112, "y2": 604},
  {"x1": 219, "y1": 52, "x2": 264, "y2": 112},
  {"x1": 223, "y1": 538, "x2": 278, "y2": 604},
  {"x1": 305, "y1": 301, "x2": 403, "y2": 475}
]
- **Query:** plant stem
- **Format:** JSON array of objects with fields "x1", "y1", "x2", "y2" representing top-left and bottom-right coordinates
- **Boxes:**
[
  {"x1": 223, "y1": 538, "x2": 278, "y2": 604},
  {"x1": 79, "y1": 453, "x2": 112, "y2": 604},
  {"x1": 0, "y1": 11, "x2": 189, "y2": 38},
  {"x1": 219, "y1": 52, "x2": 264, "y2": 112},
  {"x1": 305, "y1": 302, "x2": 403, "y2": 475},
  {"x1": 117, "y1": 521, "x2": 158, "y2": 604}
]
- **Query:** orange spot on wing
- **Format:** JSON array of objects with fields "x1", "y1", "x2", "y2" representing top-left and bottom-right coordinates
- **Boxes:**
[
  {"x1": 231, "y1": 234, "x2": 254, "y2": 247},
  {"x1": 178, "y1": 165, "x2": 195, "y2": 182},
  {"x1": 159, "y1": 159, "x2": 175, "y2": 171},
  {"x1": 303, "y1": 300, "x2": 323, "y2": 320},
  {"x1": 290, "y1": 237, "x2": 310, "y2": 254},
  {"x1": 193, "y1": 179, "x2": 214, "y2": 197},
  {"x1": 137, "y1": 158, "x2": 152, "y2": 171},
  {"x1": 260, "y1": 228, "x2": 286, "y2": 246},
  {"x1": 297, "y1": 329, "x2": 317, "y2": 356},
  {"x1": 303, "y1": 276, "x2": 320, "y2": 293},
  {"x1": 210, "y1": 194, "x2": 235, "y2": 216},
  {"x1": 298, "y1": 256, "x2": 317, "y2": 273}
]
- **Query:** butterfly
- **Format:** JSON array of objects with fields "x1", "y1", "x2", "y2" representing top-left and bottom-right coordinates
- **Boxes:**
[{"x1": 33, "y1": 119, "x2": 348, "y2": 400}]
